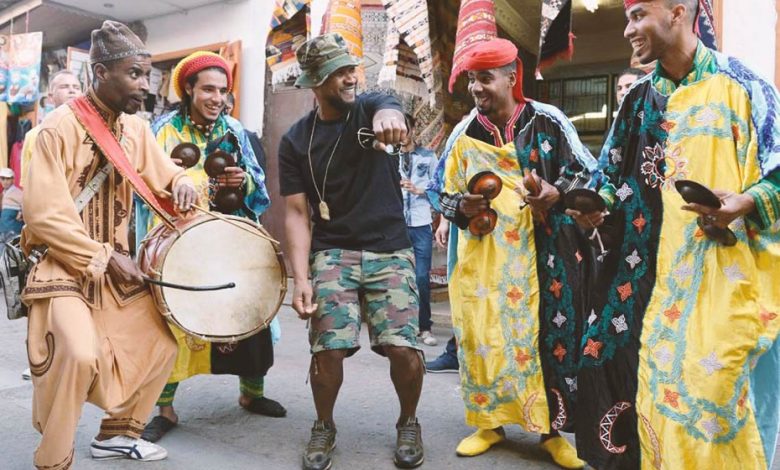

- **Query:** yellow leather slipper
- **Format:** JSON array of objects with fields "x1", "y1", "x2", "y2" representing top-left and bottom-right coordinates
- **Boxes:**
[
  {"x1": 540, "y1": 436, "x2": 586, "y2": 469},
  {"x1": 455, "y1": 427, "x2": 505, "y2": 457}
]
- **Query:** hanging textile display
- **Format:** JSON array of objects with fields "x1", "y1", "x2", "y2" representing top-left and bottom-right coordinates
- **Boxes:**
[
  {"x1": 319, "y1": 0, "x2": 364, "y2": 84},
  {"x1": 320, "y1": 0, "x2": 363, "y2": 58},
  {"x1": 537, "y1": 0, "x2": 574, "y2": 77},
  {"x1": 377, "y1": 0, "x2": 436, "y2": 106},
  {"x1": 266, "y1": 0, "x2": 311, "y2": 89},
  {"x1": 0, "y1": 32, "x2": 42, "y2": 104},
  {"x1": 361, "y1": 0, "x2": 387, "y2": 86},
  {"x1": 695, "y1": 0, "x2": 717, "y2": 50},
  {"x1": 362, "y1": 0, "x2": 445, "y2": 151},
  {"x1": 447, "y1": 0, "x2": 498, "y2": 93}
]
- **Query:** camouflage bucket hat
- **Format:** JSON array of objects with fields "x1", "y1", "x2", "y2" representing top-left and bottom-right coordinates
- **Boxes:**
[{"x1": 294, "y1": 33, "x2": 361, "y2": 89}]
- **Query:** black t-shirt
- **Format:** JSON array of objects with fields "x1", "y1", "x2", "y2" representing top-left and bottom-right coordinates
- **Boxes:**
[{"x1": 278, "y1": 93, "x2": 410, "y2": 253}]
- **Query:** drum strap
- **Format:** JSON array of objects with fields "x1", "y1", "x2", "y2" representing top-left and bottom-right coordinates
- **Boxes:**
[
  {"x1": 73, "y1": 162, "x2": 113, "y2": 212},
  {"x1": 67, "y1": 95, "x2": 177, "y2": 224}
]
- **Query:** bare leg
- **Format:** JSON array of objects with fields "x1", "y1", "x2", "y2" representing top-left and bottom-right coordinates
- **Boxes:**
[
  {"x1": 384, "y1": 346, "x2": 423, "y2": 422},
  {"x1": 310, "y1": 349, "x2": 348, "y2": 425},
  {"x1": 158, "y1": 405, "x2": 178, "y2": 424}
]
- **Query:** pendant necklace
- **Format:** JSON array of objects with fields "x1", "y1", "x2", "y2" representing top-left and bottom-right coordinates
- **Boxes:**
[{"x1": 307, "y1": 109, "x2": 350, "y2": 221}]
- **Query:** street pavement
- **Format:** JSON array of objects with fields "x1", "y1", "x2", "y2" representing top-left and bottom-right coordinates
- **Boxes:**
[
  {"x1": 1, "y1": 300, "x2": 778, "y2": 469},
  {"x1": 1, "y1": 300, "x2": 568, "y2": 470}
]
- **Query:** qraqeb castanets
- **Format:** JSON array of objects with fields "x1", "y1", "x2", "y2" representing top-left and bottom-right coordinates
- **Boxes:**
[
  {"x1": 467, "y1": 171, "x2": 502, "y2": 236},
  {"x1": 564, "y1": 188, "x2": 610, "y2": 255},
  {"x1": 170, "y1": 142, "x2": 201, "y2": 169},
  {"x1": 675, "y1": 179, "x2": 737, "y2": 246},
  {"x1": 203, "y1": 131, "x2": 246, "y2": 214},
  {"x1": 521, "y1": 168, "x2": 553, "y2": 235}
]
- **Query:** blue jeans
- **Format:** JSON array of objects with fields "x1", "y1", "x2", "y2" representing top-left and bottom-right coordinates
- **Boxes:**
[{"x1": 408, "y1": 225, "x2": 432, "y2": 331}]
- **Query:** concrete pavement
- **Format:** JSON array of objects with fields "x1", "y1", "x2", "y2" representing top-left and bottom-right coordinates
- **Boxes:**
[
  {"x1": 2, "y1": 300, "x2": 778, "y2": 470},
  {"x1": 1, "y1": 301, "x2": 567, "y2": 470}
]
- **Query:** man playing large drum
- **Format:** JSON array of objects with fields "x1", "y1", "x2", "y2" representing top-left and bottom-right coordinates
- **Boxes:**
[
  {"x1": 21, "y1": 21, "x2": 197, "y2": 469},
  {"x1": 280, "y1": 33, "x2": 424, "y2": 470},
  {"x1": 135, "y1": 51, "x2": 285, "y2": 444}
]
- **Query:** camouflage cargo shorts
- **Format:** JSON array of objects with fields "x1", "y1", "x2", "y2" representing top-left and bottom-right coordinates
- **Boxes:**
[{"x1": 309, "y1": 248, "x2": 421, "y2": 356}]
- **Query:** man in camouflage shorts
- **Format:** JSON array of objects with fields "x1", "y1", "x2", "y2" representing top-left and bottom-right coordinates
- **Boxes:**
[
  {"x1": 279, "y1": 34, "x2": 425, "y2": 470},
  {"x1": 309, "y1": 249, "x2": 420, "y2": 354}
]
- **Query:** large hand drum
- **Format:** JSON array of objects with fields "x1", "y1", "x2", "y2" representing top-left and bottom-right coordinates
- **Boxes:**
[{"x1": 138, "y1": 214, "x2": 287, "y2": 342}]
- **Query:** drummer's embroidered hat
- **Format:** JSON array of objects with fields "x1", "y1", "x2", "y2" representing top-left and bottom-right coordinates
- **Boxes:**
[
  {"x1": 172, "y1": 51, "x2": 233, "y2": 99},
  {"x1": 294, "y1": 33, "x2": 361, "y2": 89},
  {"x1": 0, "y1": 168, "x2": 14, "y2": 178},
  {"x1": 89, "y1": 20, "x2": 150, "y2": 64}
]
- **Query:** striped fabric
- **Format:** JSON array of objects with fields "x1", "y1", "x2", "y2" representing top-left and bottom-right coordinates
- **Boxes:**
[
  {"x1": 321, "y1": 0, "x2": 365, "y2": 83},
  {"x1": 746, "y1": 179, "x2": 780, "y2": 230},
  {"x1": 239, "y1": 376, "x2": 266, "y2": 400},
  {"x1": 448, "y1": 0, "x2": 498, "y2": 93},
  {"x1": 321, "y1": 0, "x2": 363, "y2": 59},
  {"x1": 378, "y1": 0, "x2": 437, "y2": 106},
  {"x1": 266, "y1": 0, "x2": 311, "y2": 88},
  {"x1": 695, "y1": 0, "x2": 717, "y2": 50},
  {"x1": 156, "y1": 382, "x2": 179, "y2": 407}
]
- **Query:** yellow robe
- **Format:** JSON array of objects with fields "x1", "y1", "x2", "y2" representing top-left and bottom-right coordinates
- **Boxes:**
[{"x1": 444, "y1": 136, "x2": 550, "y2": 432}]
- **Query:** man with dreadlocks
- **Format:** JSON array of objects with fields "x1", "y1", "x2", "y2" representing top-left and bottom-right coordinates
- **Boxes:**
[{"x1": 135, "y1": 51, "x2": 285, "y2": 444}]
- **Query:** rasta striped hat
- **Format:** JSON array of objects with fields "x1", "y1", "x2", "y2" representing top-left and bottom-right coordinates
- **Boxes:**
[{"x1": 172, "y1": 51, "x2": 233, "y2": 99}]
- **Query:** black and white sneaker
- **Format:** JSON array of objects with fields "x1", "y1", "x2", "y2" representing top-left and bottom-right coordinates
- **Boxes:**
[{"x1": 90, "y1": 435, "x2": 168, "y2": 461}]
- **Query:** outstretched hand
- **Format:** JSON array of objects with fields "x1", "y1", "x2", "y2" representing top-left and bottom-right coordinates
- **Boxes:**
[
  {"x1": 681, "y1": 189, "x2": 755, "y2": 229},
  {"x1": 372, "y1": 109, "x2": 407, "y2": 152}
]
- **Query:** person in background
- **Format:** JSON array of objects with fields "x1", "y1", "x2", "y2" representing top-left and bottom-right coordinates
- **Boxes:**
[
  {"x1": 614, "y1": 67, "x2": 646, "y2": 107},
  {"x1": 400, "y1": 113, "x2": 438, "y2": 347},
  {"x1": 0, "y1": 167, "x2": 23, "y2": 240},
  {"x1": 223, "y1": 91, "x2": 268, "y2": 185},
  {"x1": 20, "y1": 70, "x2": 82, "y2": 187}
]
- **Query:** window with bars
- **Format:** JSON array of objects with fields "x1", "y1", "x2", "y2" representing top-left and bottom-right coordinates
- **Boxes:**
[{"x1": 537, "y1": 75, "x2": 611, "y2": 135}]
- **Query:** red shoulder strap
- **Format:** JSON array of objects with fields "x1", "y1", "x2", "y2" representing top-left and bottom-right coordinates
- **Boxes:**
[{"x1": 68, "y1": 96, "x2": 177, "y2": 220}]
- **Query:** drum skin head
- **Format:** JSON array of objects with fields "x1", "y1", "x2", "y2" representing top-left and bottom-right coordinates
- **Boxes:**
[{"x1": 158, "y1": 217, "x2": 283, "y2": 341}]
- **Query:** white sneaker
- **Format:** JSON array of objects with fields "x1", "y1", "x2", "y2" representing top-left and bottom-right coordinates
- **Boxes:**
[
  {"x1": 21, "y1": 368, "x2": 30, "y2": 380},
  {"x1": 90, "y1": 435, "x2": 168, "y2": 461},
  {"x1": 420, "y1": 330, "x2": 438, "y2": 346}
]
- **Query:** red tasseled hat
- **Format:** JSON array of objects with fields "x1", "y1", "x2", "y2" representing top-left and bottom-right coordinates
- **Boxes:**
[
  {"x1": 448, "y1": 0, "x2": 498, "y2": 93},
  {"x1": 623, "y1": 0, "x2": 649, "y2": 8},
  {"x1": 461, "y1": 38, "x2": 526, "y2": 102}
]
